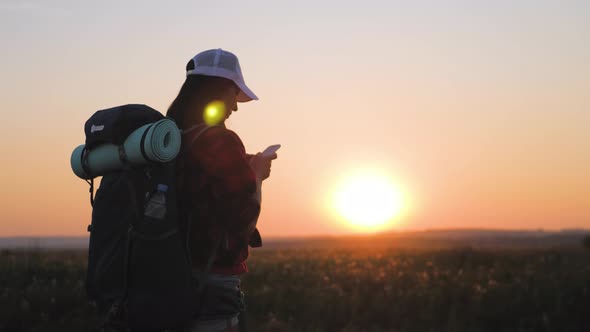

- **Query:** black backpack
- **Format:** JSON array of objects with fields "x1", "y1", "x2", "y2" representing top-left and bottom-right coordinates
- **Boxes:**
[{"x1": 82, "y1": 104, "x2": 201, "y2": 331}]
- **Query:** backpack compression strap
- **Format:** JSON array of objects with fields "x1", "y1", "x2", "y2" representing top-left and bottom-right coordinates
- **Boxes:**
[{"x1": 80, "y1": 146, "x2": 95, "y2": 207}]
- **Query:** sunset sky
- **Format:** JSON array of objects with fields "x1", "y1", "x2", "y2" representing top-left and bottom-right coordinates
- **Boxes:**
[{"x1": 0, "y1": 0, "x2": 588, "y2": 237}]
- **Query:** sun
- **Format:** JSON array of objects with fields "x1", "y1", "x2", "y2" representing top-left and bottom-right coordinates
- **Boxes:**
[{"x1": 331, "y1": 169, "x2": 405, "y2": 232}]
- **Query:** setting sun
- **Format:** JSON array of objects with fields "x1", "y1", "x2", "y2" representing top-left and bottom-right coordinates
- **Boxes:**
[{"x1": 332, "y1": 170, "x2": 405, "y2": 232}]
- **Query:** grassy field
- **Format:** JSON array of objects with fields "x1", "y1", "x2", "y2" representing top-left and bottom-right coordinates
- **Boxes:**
[{"x1": 1, "y1": 247, "x2": 590, "y2": 331}]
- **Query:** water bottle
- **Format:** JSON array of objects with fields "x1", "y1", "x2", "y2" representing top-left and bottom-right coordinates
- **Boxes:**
[{"x1": 144, "y1": 184, "x2": 168, "y2": 219}]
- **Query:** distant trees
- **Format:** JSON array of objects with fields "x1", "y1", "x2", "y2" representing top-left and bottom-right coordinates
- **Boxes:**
[{"x1": 583, "y1": 235, "x2": 590, "y2": 249}]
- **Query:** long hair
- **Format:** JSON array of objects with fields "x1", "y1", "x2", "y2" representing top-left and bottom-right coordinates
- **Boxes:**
[{"x1": 166, "y1": 73, "x2": 237, "y2": 130}]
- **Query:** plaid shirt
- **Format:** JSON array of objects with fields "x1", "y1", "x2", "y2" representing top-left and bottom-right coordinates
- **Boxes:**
[{"x1": 180, "y1": 125, "x2": 261, "y2": 275}]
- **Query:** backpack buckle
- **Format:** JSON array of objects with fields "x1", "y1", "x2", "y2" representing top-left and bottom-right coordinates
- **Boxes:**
[{"x1": 118, "y1": 145, "x2": 128, "y2": 163}]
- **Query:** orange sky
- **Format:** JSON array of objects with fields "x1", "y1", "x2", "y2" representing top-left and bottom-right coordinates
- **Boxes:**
[{"x1": 0, "y1": 1, "x2": 589, "y2": 236}]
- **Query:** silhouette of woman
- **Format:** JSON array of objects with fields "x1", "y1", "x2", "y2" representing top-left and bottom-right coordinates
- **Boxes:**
[{"x1": 167, "y1": 49, "x2": 276, "y2": 332}]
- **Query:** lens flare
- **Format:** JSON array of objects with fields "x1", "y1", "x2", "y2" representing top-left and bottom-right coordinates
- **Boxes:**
[{"x1": 203, "y1": 100, "x2": 226, "y2": 125}]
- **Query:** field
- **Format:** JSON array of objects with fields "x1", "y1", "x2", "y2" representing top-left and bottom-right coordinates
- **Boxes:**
[{"x1": 1, "y1": 244, "x2": 590, "y2": 332}]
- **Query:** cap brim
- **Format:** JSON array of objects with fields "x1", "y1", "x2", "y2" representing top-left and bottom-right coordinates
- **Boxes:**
[
  {"x1": 236, "y1": 81, "x2": 258, "y2": 102},
  {"x1": 187, "y1": 66, "x2": 258, "y2": 102}
]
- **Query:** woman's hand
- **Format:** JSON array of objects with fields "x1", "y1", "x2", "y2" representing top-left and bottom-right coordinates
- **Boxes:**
[{"x1": 248, "y1": 152, "x2": 277, "y2": 182}]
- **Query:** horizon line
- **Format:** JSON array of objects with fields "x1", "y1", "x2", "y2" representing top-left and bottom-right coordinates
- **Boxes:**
[{"x1": 2, "y1": 227, "x2": 589, "y2": 239}]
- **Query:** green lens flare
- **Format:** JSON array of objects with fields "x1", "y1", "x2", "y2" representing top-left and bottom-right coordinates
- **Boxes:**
[{"x1": 203, "y1": 101, "x2": 226, "y2": 125}]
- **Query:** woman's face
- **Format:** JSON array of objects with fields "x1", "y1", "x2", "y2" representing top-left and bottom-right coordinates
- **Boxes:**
[
  {"x1": 221, "y1": 84, "x2": 240, "y2": 119},
  {"x1": 202, "y1": 82, "x2": 241, "y2": 126}
]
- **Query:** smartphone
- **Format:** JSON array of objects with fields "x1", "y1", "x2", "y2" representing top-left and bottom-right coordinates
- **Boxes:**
[{"x1": 262, "y1": 144, "x2": 281, "y2": 157}]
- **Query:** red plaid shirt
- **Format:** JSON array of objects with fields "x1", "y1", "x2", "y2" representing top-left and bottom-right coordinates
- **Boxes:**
[{"x1": 180, "y1": 125, "x2": 260, "y2": 275}]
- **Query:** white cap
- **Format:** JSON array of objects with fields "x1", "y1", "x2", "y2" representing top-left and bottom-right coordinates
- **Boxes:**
[{"x1": 186, "y1": 49, "x2": 258, "y2": 102}]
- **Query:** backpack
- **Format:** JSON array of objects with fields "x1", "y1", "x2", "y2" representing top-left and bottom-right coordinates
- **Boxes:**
[{"x1": 81, "y1": 104, "x2": 206, "y2": 331}]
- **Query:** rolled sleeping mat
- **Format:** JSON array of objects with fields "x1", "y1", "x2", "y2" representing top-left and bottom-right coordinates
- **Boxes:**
[{"x1": 71, "y1": 119, "x2": 181, "y2": 179}]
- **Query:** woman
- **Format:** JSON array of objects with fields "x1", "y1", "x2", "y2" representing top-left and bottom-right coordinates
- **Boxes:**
[{"x1": 166, "y1": 49, "x2": 276, "y2": 332}]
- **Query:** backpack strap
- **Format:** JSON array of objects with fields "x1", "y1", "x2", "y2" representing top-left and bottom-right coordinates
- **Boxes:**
[
  {"x1": 86, "y1": 179, "x2": 95, "y2": 207},
  {"x1": 180, "y1": 123, "x2": 219, "y2": 264},
  {"x1": 182, "y1": 123, "x2": 220, "y2": 148},
  {"x1": 139, "y1": 123, "x2": 156, "y2": 162},
  {"x1": 193, "y1": 226, "x2": 223, "y2": 315},
  {"x1": 181, "y1": 123, "x2": 224, "y2": 313}
]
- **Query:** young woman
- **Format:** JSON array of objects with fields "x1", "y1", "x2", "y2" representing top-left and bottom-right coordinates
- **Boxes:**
[{"x1": 166, "y1": 49, "x2": 275, "y2": 332}]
